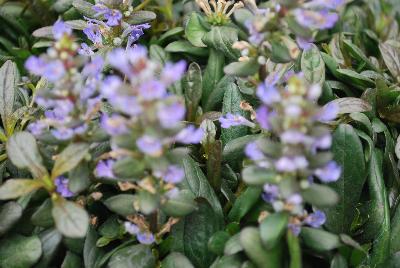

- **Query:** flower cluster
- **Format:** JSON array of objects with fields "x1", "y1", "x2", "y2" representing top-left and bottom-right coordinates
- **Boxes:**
[
  {"x1": 221, "y1": 72, "x2": 341, "y2": 235},
  {"x1": 195, "y1": 0, "x2": 244, "y2": 25},
  {"x1": 95, "y1": 46, "x2": 203, "y2": 244},
  {"x1": 80, "y1": 1, "x2": 150, "y2": 55},
  {"x1": 26, "y1": 20, "x2": 103, "y2": 142},
  {"x1": 233, "y1": 0, "x2": 345, "y2": 63}
]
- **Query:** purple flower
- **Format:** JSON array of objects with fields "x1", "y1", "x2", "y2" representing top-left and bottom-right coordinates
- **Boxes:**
[
  {"x1": 139, "y1": 80, "x2": 166, "y2": 100},
  {"x1": 52, "y1": 20, "x2": 72, "y2": 39},
  {"x1": 96, "y1": 159, "x2": 116, "y2": 178},
  {"x1": 312, "y1": 134, "x2": 332, "y2": 152},
  {"x1": 245, "y1": 142, "x2": 264, "y2": 161},
  {"x1": 256, "y1": 106, "x2": 271, "y2": 130},
  {"x1": 82, "y1": 56, "x2": 104, "y2": 76},
  {"x1": 126, "y1": 23, "x2": 151, "y2": 47},
  {"x1": 314, "y1": 161, "x2": 341, "y2": 182},
  {"x1": 137, "y1": 232, "x2": 155, "y2": 245},
  {"x1": 157, "y1": 101, "x2": 185, "y2": 128},
  {"x1": 245, "y1": 20, "x2": 265, "y2": 45},
  {"x1": 304, "y1": 210, "x2": 326, "y2": 228},
  {"x1": 296, "y1": 36, "x2": 314, "y2": 50},
  {"x1": 78, "y1": 43, "x2": 94, "y2": 56},
  {"x1": 219, "y1": 113, "x2": 254, "y2": 128},
  {"x1": 136, "y1": 135, "x2": 163, "y2": 156},
  {"x1": 161, "y1": 61, "x2": 187, "y2": 85},
  {"x1": 100, "y1": 114, "x2": 129, "y2": 136},
  {"x1": 25, "y1": 56, "x2": 46, "y2": 76},
  {"x1": 285, "y1": 104, "x2": 303, "y2": 117},
  {"x1": 293, "y1": 9, "x2": 339, "y2": 30},
  {"x1": 280, "y1": 130, "x2": 311, "y2": 145},
  {"x1": 52, "y1": 128, "x2": 74, "y2": 140},
  {"x1": 257, "y1": 84, "x2": 281, "y2": 105},
  {"x1": 92, "y1": 4, "x2": 109, "y2": 17},
  {"x1": 28, "y1": 121, "x2": 47, "y2": 136},
  {"x1": 308, "y1": 0, "x2": 345, "y2": 9},
  {"x1": 74, "y1": 124, "x2": 88, "y2": 135},
  {"x1": 104, "y1": 9, "x2": 122, "y2": 26},
  {"x1": 43, "y1": 60, "x2": 66, "y2": 82},
  {"x1": 275, "y1": 156, "x2": 309, "y2": 172},
  {"x1": 316, "y1": 102, "x2": 339, "y2": 122},
  {"x1": 83, "y1": 23, "x2": 103, "y2": 44},
  {"x1": 287, "y1": 193, "x2": 303, "y2": 205},
  {"x1": 101, "y1": 75, "x2": 122, "y2": 98},
  {"x1": 175, "y1": 125, "x2": 204, "y2": 144},
  {"x1": 262, "y1": 183, "x2": 279, "y2": 203},
  {"x1": 108, "y1": 46, "x2": 149, "y2": 77},
  {"x1": 124, "y1": 222, "x2": 139, "y2": 234},
  {"x1": 288, "y1": 223, "x2": 301, "y2": 236},
  {"x1": 109, "y1": 96, "x2": 142, "y2": 116},
  {"x1": 162, "y1": 165, "x2": 185, "y2": 184},
  {"x1": 55, "y1": 176, "x2": 74, "y2": 198},
  {"x1": 307, "y1": 84, "x2": 322, "y2": 100}
]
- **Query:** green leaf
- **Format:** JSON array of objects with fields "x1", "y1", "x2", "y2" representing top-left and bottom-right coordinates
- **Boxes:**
[
  {"x1": 162, "y1": 252, "x2": 195, "y2": 268},
  {"x1": 223, "y1": 58, "x2": 259, "y2": 77},
  {"x1": 35, "y1": 228, "x2": 63, "y2": 268},
  {"x1": 336, "y1": 69, "x2": 375, "y2": 89},
  {"x1": 224, "y1": 233, "x2": 243, "y2": 255},
  {"x1": 31, "y1": 198, "x2": 54, "y2": 228},
  {"x1": 202, "y1": 26, "x2": 239, "y2": 60},
  {"x1": 171, "y1": 199, "x2": 223, "y2": 268},
  {"x1": 52, "y1": 143, "x2": 89, "y2": 179},
  {"x1": 103, "y1": 194, "x2": 136, "y2": 217},
  {"x1": 7, "y1": 132, "x2": 48, "y2": 179},
  {"x1": 300, "y1": 227, "x2": 341, "y2": 251},
  {"x1": 69, "y1": 163, "x2": 90, "y2": 193},
  {"x1": 182, "y1": 157, "x2": 223, "y2": 217},
  {"x1": 204, "y1": 75, "x2": 235, "y2": 112},
  {"x1": 157, "y1": 27, "x2": 184, "y2": 44},
  {"x1": 343, "y1": 39, "x2": 379, "y2": 72},
  {"x1": 260, "y1": 213, "x2": 288, "y2": 250},
  {"x1": 328, "y1": 97, "x2": 372, "y2": 115},
  {"x1": 367, "y1": 149, "x2": 390, "y2": 267},
  {"x1": 165, "y1": 41, "x2": 208, "y2": 57},
  {"x1": 52, "y1": 200, "x2": 89, "y2": 238},
  {"x1": 149, "y1": 44, "x2": 170, "y2": 65},
  {"x1": 242, "y1": 166, "x2": 277, "y2": 185},
  {"x1": 161, "y1": 189, "x2": 197, "y2": 217},
  {"x1": 208, "y1": 231, "x2": 230, "y2": 255},
  {"x1": 112, "y1": 157, "x2": 145, "y2": 179},
  {"x1": 0, "y1": 201, "x2": 22, "y2": 236},
  {"x1": 0, "y1": 234, "x2": 42, "y2": 268},
  {"x1": 240, "y1": 227, "x2": 282, "y2": 268},
  {"x1": 210, "y1": 255, "x2": 242, "y2": 268},
  {"x1": 270, "y1": 41, "x2": 292, "y2": 63},
  {"x1": 228, "y1": 186, "x2": 262, "y2": 222},
  {"x1": 202, "y1": 49, "x2": 225, "y2": 104},
  {"x1": 287, "y1": 231, "x2": 301, "y2": 268},
  {"x1": 72, "y1": 0, "x2": 96, "y2": 17},
  {"x1": 221, "y1": 84, "x2": 248, "y2": 145},
  {"x1": 84, "y1": 227, "x2": 105, "y2": 268},
  {"x1": 330, "y1": 254, "x2": 348, "y2": 268},
  {"x1": 61, "y1": 251, "x2": 82, "y2": 268},
  {"x1": 0, "y1": 179, "x2": 42, "y2": 200},
  {"x1": 379, "y1": 41, "x2": 400, "y2": 79},
  {"x1": 183, "y1": 62, "x2": 202, "y2": 121},
  {"x1": 107, "y1": 244, "x2": 156, "y2": 268},
  {"x1": 302, "y1": 184, "x2": 339, "y2": 207},
  {"x1": 222, "y1": 134, "x2": 261, "y2": 169},
  {"x1": 0, "y1": 60, "x2": 17, "y2": 135},
  {"x1": 323, "y1": 124, "x2": 366, "y2": 234},
  {"x1": 185, "y1": 13, "x2": 208, "y2": 47},
  {"x1": 301, "y1": 44, "x2": 325, "y2": 85},
  {"x1": 125, "y1": 11, "x2": 156, "y2": 24}
]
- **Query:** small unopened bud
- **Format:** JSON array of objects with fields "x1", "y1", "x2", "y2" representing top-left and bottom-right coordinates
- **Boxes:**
[{"x1": 113, "y1": 37, "x2": 122, "y2": 46}]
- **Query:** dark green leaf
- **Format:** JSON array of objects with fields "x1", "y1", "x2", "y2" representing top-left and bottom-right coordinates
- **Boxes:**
[
  {"x1": 300, "y1": 227, "x2": 341, "y2": 251},
  {"x1": 302, "y1": 184, "x2": 339, "y2": 207},
  {"x1": 228, "y1": 186, "x2": 262, "y2": 222},
  {"x1": 125, "y1": 11, "x2": 156, "y2": 24},
  {"x1": 0, "y1": 60, "x2": 17, "y2": 135},
  {"x1": 202, "y1": 26, "x2": 239, "y2": 60},
  {"x1": 0, "y1": 234, "x2": 42, "y2": 268},
  {"x1": 185, "y1": 13, "x2": 207, "y2": 47},
  {"x1": 301, "y1": 44, "x2": 325, "y2": 85},
  {"x1": 324, "y1": 124, "x2": 366, "y2": 234},
  {"x1": 107, "y1": 244, "x2": 156, "y2": 268},
  {"x1": 0, "y1": 201, "x2": 22, "y2": 236},
  {"x1": 208, "y1": 231, "x2": 230, "y2": 255},
  {"x1": 165, "y1": 41, "x2": 208, "y2": 57},
  {"x1": 62, "y1": 251, "x2": 83, "y2": 268},
  {"x1": 162, "y1": 252, "x2": 194, "y2": 268},
  {"x1": 35, "y1": 228, "x2": 63, "y2": 268},
  {"x1": 202, "y1": 49, "x2": 225, "y2": 104},
  {"x1": 224, "y1": 58, "x2": 259, "y2": 77},
  {"x1": 52, "y1": 143, "x2": 89, "y2": 179},
  {"x1": 31, "y1": 198, "x2": 54, "y2": 228},
  {"x1": 103, "y1": 194, "x2": 136, "y2": 217},
  {"x1": 161, "y1": 189, "x2": 197, "y2": 217}
]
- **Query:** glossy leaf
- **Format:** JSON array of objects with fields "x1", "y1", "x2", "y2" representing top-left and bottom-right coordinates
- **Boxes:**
[{"x1": 301, "y1": 44, "x2": 325, "y2": 86}]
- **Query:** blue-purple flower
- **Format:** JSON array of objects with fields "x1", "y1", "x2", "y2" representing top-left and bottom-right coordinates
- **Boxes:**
[
  {"x1": 136, "y1": 135, "x2": 163, "y2": 156},
  {"x1": 175, "y1": 125, "x2": 204, "y2": 144},
  {"x1": 52, "y1": 20, "x2": 72, "y2": 39},
  {"x1": 304, "y1": 210, "x2": 326, "y2": 228},
  {"x1": 55, "y1": 176, "x2": 74, "y2": 198},
  {"x1": 314, "y1": 161, "x2": 341, "y2": 182},
  {"x1": 219, "y1": 113, "x2": 254, "y2": 128},
  {"x1": 96, "y1": 159, "x2": 116, "y2": 179}
]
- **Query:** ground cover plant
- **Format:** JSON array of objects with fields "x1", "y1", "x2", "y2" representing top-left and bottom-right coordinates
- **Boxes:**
[{"x1": 0, "y1": 0, "x2": 400, "y2": 267}]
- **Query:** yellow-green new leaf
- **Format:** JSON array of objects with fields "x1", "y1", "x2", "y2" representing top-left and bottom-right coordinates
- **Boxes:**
[
  {"x1": 0, "y1": 179, "x2": 43, "y2": 200},
  {"x1": 52, "y1": 143, "x2": 89, "y2": 179}
]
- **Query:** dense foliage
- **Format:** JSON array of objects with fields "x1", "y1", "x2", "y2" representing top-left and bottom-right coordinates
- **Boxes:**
[{"x1": 0, "y1": 0, "x2": 400, "y2": 267}]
